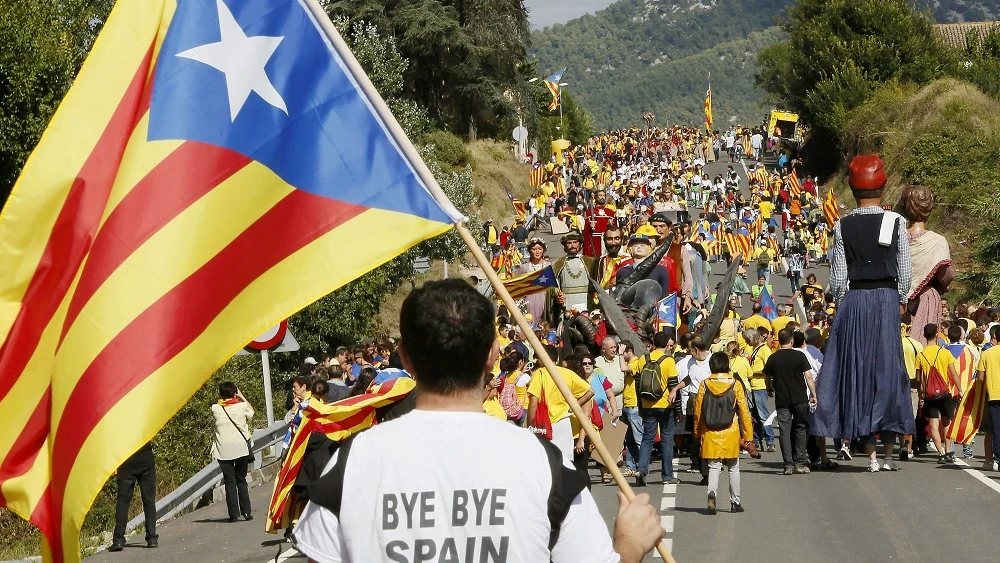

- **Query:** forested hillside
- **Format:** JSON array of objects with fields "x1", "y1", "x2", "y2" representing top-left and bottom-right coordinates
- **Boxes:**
[{"x1": 532, "y1": 0, "x2": 1000, "y2": 129}]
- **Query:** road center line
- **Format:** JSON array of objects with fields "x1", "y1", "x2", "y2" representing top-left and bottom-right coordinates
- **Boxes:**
[
  {"x1": 954, "y1": 459, "x2": 1000, "y2": 495},
  {"x1": 660, "y1": 496, "x2": 675, "y2": 510}
]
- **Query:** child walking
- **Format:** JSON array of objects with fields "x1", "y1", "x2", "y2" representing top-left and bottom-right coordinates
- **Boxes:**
[{"x1": 693, "y1": 352, "x2": 755, "y2": 514}]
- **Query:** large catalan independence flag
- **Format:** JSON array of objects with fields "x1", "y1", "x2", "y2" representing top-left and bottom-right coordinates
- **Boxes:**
[{"x1": 0, "y1": 1, "x2": 462, "y2": 561}]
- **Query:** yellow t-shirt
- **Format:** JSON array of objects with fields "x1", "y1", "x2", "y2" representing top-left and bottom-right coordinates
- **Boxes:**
[
  {"x1": 634, "y1": 350, "x2": 679, "y2": 409},
  {"x1": 484, "y1": 397, "x2": 506, "y2": 421},
  {"x1": 527, "y1": 366, "x2": 592, "y2": 425},
  {"x1": 771, "y1": 315, "x2": 794, "y2": 335},
  {"x1": 743, "y1": 314, "x2": 772, "y2": 333},
  {"x1": 748, "y1": 344, "x2": 771, "y2": 390},
  {"x1": 624, "y1": 358, "x2": 639, "y2": 408},
  {"x1": 730, "y1": 355, "x2": 753, "y2": 392},
  {"x1": 916, "y1": 344, "x2": 955, "y2": 387},
  {"x1": 758, "y1": 200, "x2": 773, "y2": 219},
  {"x1": 977, "y1": 346, "x2": 1000, "y2": 401},
  {"x1": 902, "y1": 336, "x2": 923, "y2": 380}
]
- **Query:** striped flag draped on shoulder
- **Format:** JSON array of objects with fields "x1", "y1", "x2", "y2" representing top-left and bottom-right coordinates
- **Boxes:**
[{"x1": 0, "y1": 1, "x2": 461, "y2": 560}]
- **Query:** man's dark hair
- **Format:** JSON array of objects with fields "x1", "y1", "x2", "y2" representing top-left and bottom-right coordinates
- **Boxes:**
[
  {"x1": 991, "y1": 325, "x2": 1000, "y2": 342},
  {"x1": 690, "y1": 335, "x2": 709, "y2": 352},
  {"x1": 924, "y1": 323, "x2": 938, "y2": 341},
  {"x1": 653, "y1": 330, "x2": 672, "y2": 349},
  {"x1": 218, "y1": 381, "x2": 237, "y2": 399},
  {"x1": 804, "y1": 328, "x2": 822, "y2": 346},
  {"x1": 349, "y1": 367, "x2": 380, "y2": 397},
  {"x1": 544, "y1": 344, "x2": 559, "y2": 363},
  {"x1": 752, "y1": 302, "x2": 762, "y2": 314},
  {"x1": 709, "y1": 352, "x2": 730, "y2": 374},
  {"x1": 947, "y1": 323, "x2": 964, "y2": 343},
  {"x1": 399, "y1": 279, "x2": 496, "y2": 394},
  {"x1": 792, "y1": 330, "x2": 806, "y2": 348},
  {"x1": 678, "y1": 331, "x2": 693, "y2": 349},
  {"x1": 312, "y1": 379, "x2": 329, "y2": 398},
  {"x1": 777, "y1": 328, "x2": 794, "y2": 346},
  {"x1": 329, "y1": 364, "x2": 344, "y2": 380}
]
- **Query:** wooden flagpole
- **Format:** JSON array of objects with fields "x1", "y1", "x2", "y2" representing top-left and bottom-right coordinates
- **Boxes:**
[{"x1": 302, "y1": 2, "x2": 673, "y2": 559}]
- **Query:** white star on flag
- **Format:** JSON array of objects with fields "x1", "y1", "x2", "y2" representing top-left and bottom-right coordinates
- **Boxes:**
[
  {"x1": 536, "y1": 274, "x2": 551, "y2": 284},
  {"x1": 177, "y1": 0, "x2": 288, "y2": 121}
]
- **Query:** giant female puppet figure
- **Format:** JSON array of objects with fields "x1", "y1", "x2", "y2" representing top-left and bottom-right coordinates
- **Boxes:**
[
  {"x1": 810, "y1": 155, "x2": 915, "y2": 472},
  {"x1": 897, "y1": 185, "x2": 954, "y2": 346}
]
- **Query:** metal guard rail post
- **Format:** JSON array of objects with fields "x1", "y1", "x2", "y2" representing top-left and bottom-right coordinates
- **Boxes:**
[{"x1": 124, "y1": 421, "x2": 287, "y2": 535}]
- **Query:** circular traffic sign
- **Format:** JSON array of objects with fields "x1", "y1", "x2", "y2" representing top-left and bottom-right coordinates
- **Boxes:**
[
  {"x1": 512, "y1": 126, "x2": 528, "y2": 143},
  {"x1": 246, "y1": 320, "x2": 288, "y2": 351}
]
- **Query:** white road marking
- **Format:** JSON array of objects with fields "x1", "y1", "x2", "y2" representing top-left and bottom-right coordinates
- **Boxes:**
[
  {"x1": 660, "y1": 496, "x2": 675, "y2": 510},
  {"x1": 660, "y1": 514, "x2": 674, "y2": 532},
  {"x1": 276, "y1": 548, "x2": 302, "y2": 562},
  {"x1": 662, "y1": 483, "x2": 677, "y2": 494},
  {"x1": 653, "y1": 538, "x2": 674, "y2": 558},
  {"x1": 954, "y1": 459, "x2": 1000, "y2": 495}
]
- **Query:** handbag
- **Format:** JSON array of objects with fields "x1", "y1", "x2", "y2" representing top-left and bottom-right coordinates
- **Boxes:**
[
  {"x1": 221, "y1": 402, "x2": 254, "y2": 457},
  {"x1": 529, "y1": 386, "x2": 553, "y2": 440}
]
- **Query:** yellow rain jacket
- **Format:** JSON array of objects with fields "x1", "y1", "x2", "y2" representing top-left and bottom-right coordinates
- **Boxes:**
[{"x1": 692, "y1": 373, "x2": 753, "y2": 459}]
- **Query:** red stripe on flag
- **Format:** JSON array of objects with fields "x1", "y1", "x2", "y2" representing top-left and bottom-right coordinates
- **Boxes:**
[
  {"x1": 60, "y1": 143, "x2": 252, "y2": 342},
  {"x1": 39, "y1": 190, "x2": 368, "y2": 562},
  {"x1": 0, "y1": 46, "x2": 155, "y2": 405},
  {"x1": 0, "y1": 388, "x2": 51, "y2": 518}
]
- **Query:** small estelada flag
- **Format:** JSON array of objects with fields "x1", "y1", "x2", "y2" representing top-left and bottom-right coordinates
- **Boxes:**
[{"x1": 502, "y1": 265, "x2": 558, "y2": 300}]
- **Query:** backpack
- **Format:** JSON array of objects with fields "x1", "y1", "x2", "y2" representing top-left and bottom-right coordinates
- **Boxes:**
[
  {"x1": 756, "y1": 249, "x2": 770, "y2": 268},
  {"x1": 638, "y1": 354, "x2": 669, "y2": 402},
  {"x1": 701, "y1": 385, "x2": 737, "y2": 431},
  {"x1": 919, "y1": 348, "x2": 951, "y2": 400},
  {"x1": 499, "y1": 375, "x2": 524, "y2": 420}
]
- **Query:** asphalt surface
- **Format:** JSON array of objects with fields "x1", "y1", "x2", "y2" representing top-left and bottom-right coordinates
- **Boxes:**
[{"x1": 85, "y1": 157, "x2": 1000, "y2": 563}]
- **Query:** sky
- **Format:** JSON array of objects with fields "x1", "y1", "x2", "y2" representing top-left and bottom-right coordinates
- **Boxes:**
[{"x1": 524, "y1": 0, "x2": 618, "y2": 29}]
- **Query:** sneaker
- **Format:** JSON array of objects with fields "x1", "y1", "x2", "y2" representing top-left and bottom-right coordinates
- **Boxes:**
[
  {"x1": 664, "y1": 477, "x2": 682, "y2": 485},
  {"x1": 868, "y1": 460, "x2": 880, "y2": 473},
  {"x1": 819, "y1": 459, "x2": 839, "y2": 471},
  {"x1": 882, "y1": 460, "x2": 900, "y2": 472},
  {"x1": 982, "y1": 460, "x2": 998, "y2": 472},
  {"x1": 899, "y1": 449, "x2": 909, "y2": 461},
  {"x1": 108, "y1": 541, "x2": 125, "y2": 553},
  {"x1": 781, "y1": 467, "x2": 794, "y2": 475},
  {"x1": 937, "y1": 455, "x2": 948, "y2": 464},
  {"x1": 836, "y1": 449, "x2": 846, "y2": 460},
  {"x1": 707, "y1": 491, "x2": 717, "y2": 515},
  {"x1": 945, "y1": 452, "x2": 956, "y2": 463},
  {"x1": 765, "y1": 444, "x2": 776, "y2": 453},
  {"x1": 964, "y1": 446, "x2": 975, "y2": 459},
  {"x1": 731, "y1": 502, "x2": 745, "y2": 513},
  {"x1": 147, "y1": 537, "x2": 158, "y2": 549},
  {"x1": 840, "y1": 445, "x2": 852, "y2": 461},
  {"x1": 635, "y1": 473, "x2": 647, "y2": 487},
  {"x1": 793, "y1": 465, "x2": 811, "y2": 474}
]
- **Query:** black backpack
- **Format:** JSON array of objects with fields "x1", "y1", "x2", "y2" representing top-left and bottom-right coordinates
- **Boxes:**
[
  {"x1": 701, "y1": 386, "x2": 737, "y2": 431},
  {"x1": 638, "y1": 354, "x2": 669, "y2": 402}
]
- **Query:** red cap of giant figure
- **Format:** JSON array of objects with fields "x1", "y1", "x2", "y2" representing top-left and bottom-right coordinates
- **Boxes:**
[{"x1": 848, "y1": 154, "x2": 887, "y2": 191}]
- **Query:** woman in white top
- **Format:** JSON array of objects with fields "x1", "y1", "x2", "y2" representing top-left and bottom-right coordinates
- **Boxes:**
[{"x1": 211, "y1": 381, "x2": 255, "y2": 522}]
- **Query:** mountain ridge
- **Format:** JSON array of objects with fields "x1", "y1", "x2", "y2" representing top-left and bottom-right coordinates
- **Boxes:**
[{"x1": 532, "y1": 0, "x2": 1000, "y2": 129}]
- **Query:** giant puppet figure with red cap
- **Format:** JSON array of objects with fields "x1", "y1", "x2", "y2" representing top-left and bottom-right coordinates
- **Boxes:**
[{"x1": 809, "y1": 154, "x2": 916, "y2": 472}]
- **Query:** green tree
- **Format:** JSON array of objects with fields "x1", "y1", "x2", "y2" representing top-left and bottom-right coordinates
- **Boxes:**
[
  {"x1": 326, "y1": 0, "x2": 532, "y2": 140},
  {"x1": 0, "y1": 0, "x2": 114, "y2": 203},
  {"x1": 755, "y1": 0, "x2": 947, "y2": 140}
]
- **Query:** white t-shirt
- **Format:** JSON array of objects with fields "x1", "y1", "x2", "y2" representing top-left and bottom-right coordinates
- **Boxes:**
[
  {"x1": 294, "y1": 410, "x2": 619, "y2": 563},
  {"x1": 678, "y1": 354, "x2": 712, "y2": 414}
]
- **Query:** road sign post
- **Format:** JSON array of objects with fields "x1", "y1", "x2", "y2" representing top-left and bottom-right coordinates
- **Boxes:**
[{"x1": 241, "y1": 320, "x2": 299, "y2": 426}]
